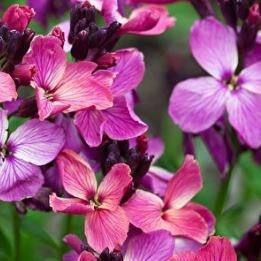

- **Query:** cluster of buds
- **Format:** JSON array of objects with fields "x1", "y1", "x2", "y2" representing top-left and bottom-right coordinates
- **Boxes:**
[{"x1": 69, "y1": 2, "x2": 121, "y2": 61}]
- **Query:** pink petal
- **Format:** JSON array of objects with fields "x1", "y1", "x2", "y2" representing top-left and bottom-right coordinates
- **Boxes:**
[
  {"x1": 239, "y1": 62, "x2": 261, "y2": 94},
  {"x1": 124, "y1": 230, "x2": 174, "y2": 261},
  {"x1": 63, "y1": 234, "x2": 83, "y2": 254},
  {"x1": 50, "y1": 194, "x2": 92, "y2": 215},
  {"x1": 185, "y1": 203, "x2": 216, "y2": 235},
  {"x1": 55, "y1": 62, "x2": 113, "y2": 112},
  {"x1": 164, "y1": 155, "x2": 202, "y2": 209},
  {"x1": 169, "y1": 77, "x2": 228, "y2": 133},
  {"x1": 163, "y1": 208, "x2": 208, "y2": 243},
  {"x1": 226, "y1": 89, "x2": 261, "y2": 148},
  {"x1": 190, "y1": 17, "x2": 238, "y2": 80},
  {"x1": 85, "y1": 207, "x2": 129, "y2": 253},
  {"x1": 98, "y1": 163, "x2": 132, "y2": 209},
  {"x1": 147, "y1": 137, "x2": 165, "y2": 162},
  {"x1": 75, "y1": 108, "x2": 106, "y2": 147},
  {"x1": 0, "y1": 72, "x2": 18, "y2": 103},
  {"x1": 0, "y1": 109, "x2": 8, "y2": 147},
  {"x1": 109, "y1": 48, "x2": 145, "y2": 97},
  {"x1": 78, "y1": 251, "x2": 97, "y2": 261},
  {"x1": 63, "y1": 251, "x2": 79, "y2": 261},
  {"x1": 24, "y1": 36, "x2": 66, "y2": 90},
  {"x1": 8, "y1": 119, "x2": 65, "y2": 166},
  {"x1": 123, "y1": 190, "x2": 166, "y2": 233},
  {"x1": 57, "y1": 20, "x2": 71, "y2": 53},
  {"x1": 0, "y1": 156, "x2": 43, "y2": 201},
  {"x1": 103, "y1": 96, "x2": 148, "y2": 140},
  {"x1": 57, "y1": 150, "x2": 97, "y2": 200}
]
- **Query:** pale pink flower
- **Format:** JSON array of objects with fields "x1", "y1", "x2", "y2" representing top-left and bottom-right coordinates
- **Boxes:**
[{"x1": 0, "y1": 72, "x2": 18, "y2": 103}]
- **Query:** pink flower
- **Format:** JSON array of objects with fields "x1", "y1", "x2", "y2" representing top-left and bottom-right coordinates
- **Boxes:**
[
  {"x1": 2, "y1": 4, "x2": 35, "y2": 32},
  {"x1": 170, "y1": 236, "x2": 237, "y2": 261},
  {"x1": 102, "y1": 0, "x2": 175, "y2": 35},
  {"x1": 75, "y1": 48, "x2": 148, "y2": 147},
  {"x1": 123, "y1": 155, "x2": 214, "y2": 243},
  {"x1": 0, "y1": 72, "x2": 18, "y2": 103},
  {"x1": 50, "y1": 150, "x2": 132, "y2": 253},
  {"x1": 24, "y1": 36, "x2": 113, "y2": 121},
  {"x1": 169, "y1": 17, "x2": 261, "y2": 148}
]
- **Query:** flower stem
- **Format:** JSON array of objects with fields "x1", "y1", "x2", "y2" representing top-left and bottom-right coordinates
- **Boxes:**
[{"x1": 12, "y1": 206, "x2": 21, "y2": 261}]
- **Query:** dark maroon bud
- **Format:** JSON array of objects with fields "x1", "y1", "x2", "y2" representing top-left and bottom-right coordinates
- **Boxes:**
[
  {"x1": 71, "y1": 30, "x2": 89, "y2": 60},
  {"x1": 107, "y1": 21, "x2": 121, "y2": 37},
  {"x1": 100, "y1": 248, "x2": 111, "y2": 260},
  {"x1": 237, "y1": 0, "x2": 255, "y2": 20},
  {"x1": 217, "y1": 0, "x2": 237, "y2": 28},
  {"x1": 87, "y1": 28, "x2": 107, "y2": 48},
  {"x1": 110, "y1": 251, "x2": 124, "y2": 261},
  {"x1": 50, "y1": 26, "x2": 65, "y2": 47},
  {"x1": 0, "y1": 24, "x2": 10, "y2": 42},
  {"x1": 190, "y1": 0, "x2": 215, "y2": 18},
  {"x1": 0, "y1": 36, "x2": 5, "y2": 54},
  {"x1": 247, "y1": 3, "x2": 261, "y2": 25},
  {"x1": 69, "y1": 3, "x2": 84, "y2": 43},
  {"x1": 17, "y1": 97, "x2": 38, "y2": 117},
  {"x1": 126, "y1": 148, "x2": 142, "y2": 172},
  {"x1": 6, "y1": 30, "x2": 22, "y2": 60},
  {"x1": 15, "y1": 201, "x2": 27, "y2": 215},
  {"x1": 183, "y1": 133, "x2": 195, "y2": 156},
  {"x1": 117, "y1": 140, "x2": 129, "y2": 157},
  {"x1": 100, "y1": 248, "x2": 123, "y2": 261},
  {"x1": 136, "y1": 134, "x2": 149, "y2": 154}
]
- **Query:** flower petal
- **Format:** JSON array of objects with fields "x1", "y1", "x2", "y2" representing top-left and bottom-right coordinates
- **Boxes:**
[
  {"x1": 98, "y1": 163, "x2": 132, "y2": 209},
  {"x1": 0, "y1": 156, "x2": 43, "y2": 201},
  {"x1": 24, "y1": 36, "x2": 66, "y2": 90},
  {"x1": 239, "y1": 62, "x2": 261, "y2": 94},
  {"x1": 57, "y1": 150, "x2": 97, "y2": 200},
  {"x1": 169, "y1": 77, "x2": 228, "y2": 133},
  {"x1": 164, "y1": 155, "x2": 202, "y2": 209},
  {"x1": 78, "y1": 251, "x2": 97, "y2": 261},
  {"x1": 63, "y1": 234, "x2": 83, "y2": 254},
  {"x1": 190, "y1": 17, "x2": 238, "y2": 80},
  {"x1": 124, "y1": 230, "x2": 174, "y2": 261},
  {"x1": 8, "y1": 119, "x2": 65, "y2": 166},
  {"x1": 164, "y1": 208, "x2": 208, "y2": 243},
  {"x1": 0, "y1": 109, "x2": 8, "y2": 147},
  {"x1": 85, "y1": 207, "x2": 129, "y2": 253},
  {"x1": 103, "y1": 96, "x2": 148, "y2": 140},
  {"x1": 0, "y1": 72, "x2": 17, "y2": 103},
  {"x1": 226, "y1": 89, "x2": 261, "y2": 148},
  {"x1": 50, "y1": 194, "x2": 92, "y2": 215},
  {"x1": 123, "y1": 190, "x2": 165, "y2": 233},
  {"x1": 109, "y1": 48, "x2": 145, "y2": 97},
  {"x1": 55, "y1": 62, "x2": 113, "y2": 112},
  {"x1": 75, "y1": 108, "x2": 106, "y2": 148}
]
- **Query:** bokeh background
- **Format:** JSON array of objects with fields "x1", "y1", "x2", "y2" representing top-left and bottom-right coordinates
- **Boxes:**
[{"x1": 0, "y1": 0, "x2": 260, "y2": 260}]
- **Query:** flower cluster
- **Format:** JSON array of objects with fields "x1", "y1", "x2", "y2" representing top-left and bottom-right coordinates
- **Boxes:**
[{"x1": 0, "y1": 0, "x2": 260, "y2": 260}]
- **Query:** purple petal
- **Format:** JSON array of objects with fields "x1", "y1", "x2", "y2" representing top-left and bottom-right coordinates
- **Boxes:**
[
  {"x1": 245, "y1": 32, "x2": 261, "y2": 67},
  {"x1": 103, "y1": 96, "x2": 148, "y2": 140},
  {"x1": 227, "y1": 89, "x2": 261, "y2": 148},
  {"x1": 0, "y1": 156, "x2": 43, "y2": 201},
  {"x1": 8, "y1": 119, "x2": 65, "y2": 165},
  {"x1": 169, "y1": 77, "x2": 228, "y2": 133},
  {"x1": 75, "y1": 108, "x2": 106, "y2": 147},
  {"x1": 109, "y1": 48, "x2": 145, "y2": 97},
  {"x1": 190, "y1": 17, "x2": 238, "y2": 80},
  {"x1": 124, "y1": 230, "x2": 175, "y2": 261},
  {"x1": 0, "y1": 109, "x2": 8, "y2": 147},
  {"x1": 239, "y1": 62, "x2": 261, "y2": 94},
  {"x1": 147, "y1": 137, "x2": 164, "y2": 162}
]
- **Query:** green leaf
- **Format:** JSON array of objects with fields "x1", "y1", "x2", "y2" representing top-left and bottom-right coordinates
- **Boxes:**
[
  {"x1": 0, "y1": 226, "x2": 12, "y2": 256},
  {"x1": 8, "y1": 117, "x2": 27, "y2": 133}
]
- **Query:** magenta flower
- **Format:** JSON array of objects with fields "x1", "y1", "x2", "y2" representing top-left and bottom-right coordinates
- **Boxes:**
[
  {"x1": 24, "y1": 36, "x2": 113, "y2": 121},
  {"x1": 102, "y1": 0, "x2": 175, "y2": 35},
  {"x1": 75, "y1": 48, "x2": 148, "y2": 147},
  {"x1": 0, "y1": 109, "x2": 65, "y2": 201},
  {"x1": 0, "y1": 72, "x2": 17, "y2": 103},
  {"x1": 169, "y1": 17, "x2": 261, "y2": 148},
  {"x1": 123, "y1": 155, "x2": 214, "y2": 243},
  {"x1": 50, "y1": 150, "x2": 132, "y2": 252},
  {"x1": 170, "y1": 236, "x2": 237, "y2": 261}
]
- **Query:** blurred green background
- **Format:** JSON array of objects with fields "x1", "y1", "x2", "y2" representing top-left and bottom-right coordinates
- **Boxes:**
[{"x1": 0, "y1": 0, "x2": 260, "y2": 260}]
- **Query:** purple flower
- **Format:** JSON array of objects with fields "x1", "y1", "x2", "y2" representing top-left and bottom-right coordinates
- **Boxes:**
[
  {"x1": 169, "y1": 17, "x2": 261, "y2": 148},
  {"x1": 0, "y1": 109, "x2": 65, "y2": 201}
]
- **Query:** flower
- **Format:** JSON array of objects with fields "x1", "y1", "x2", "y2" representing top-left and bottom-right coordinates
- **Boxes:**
[
  {"x1": 75, "y1": 48, "x2": 148, "y2": 147},
  {"x1": 2, "y1": 4, "x2": 35, "y2": 32},
  {"x1": 63, "y1": 230, "x2": 174, "y2": 261},
  {"x1": 169, "y1": 17, "x2": 261, "y2": 148},
  {"x1": 0, "y1": 108, "x2": 65, "y2": 201},
  {"x1": 123, "y1": 155, "x2": 215, "y2": 243},
  {"x1": 24, "y1": 35, "x2": 113, "y2": 121},
  {"x1": 102, "y1": 0, "x2": 175, "y2": 35},
  {"x1": 50, "y1": 150, "x2": 132, "y2": 252},
  {"x1": 0, "y1": 72, "x2": 17, "y2": 103},
  {"x1": 170, "y1": 236, "x2": 237, "y2": 261}
]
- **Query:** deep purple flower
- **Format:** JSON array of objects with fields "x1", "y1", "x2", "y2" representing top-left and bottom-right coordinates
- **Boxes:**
[
  {"x1": 0, "y1": 109, "x2": 65, "y2": 201},
  {"x1": 169, "y1": 17, "x2": 261, "y2": 148}
]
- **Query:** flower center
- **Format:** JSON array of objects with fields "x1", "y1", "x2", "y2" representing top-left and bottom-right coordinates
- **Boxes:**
[
  {"x1": 90, "y1": 196, "x2": 102, "y2": 209},
  {"x1": 227, "y1": 75, "x2": 238, "y2": 91},
  {"x1": 44, "y1": 90, "x2": 55, "y2": 101}
]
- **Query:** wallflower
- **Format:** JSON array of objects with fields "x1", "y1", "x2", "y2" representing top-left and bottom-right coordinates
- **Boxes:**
[
  {"x1": 63, "y1": 230, "x2": 174, "y2": 261},
  {"x1": 0, "y1": 72, "x2": 18, "y2": 103},
  {"x1": 24, "y1": 36, "x2": 113, "y2": 121},
  {"x1": 123, "y1": 155, "x2": 214, "y2": 243},
  {"x1": 50, "y1": 150, "x2": 132, "y2": 252},
  {"x1": 169, "y1": 17, "x2": 261, "y2": 148},
  {"x1": 75, "y1": 48, "x2": 148, "y2": 147},
  {"x1": 0, "y1": 109, "x2": 65, "y2": 201}
]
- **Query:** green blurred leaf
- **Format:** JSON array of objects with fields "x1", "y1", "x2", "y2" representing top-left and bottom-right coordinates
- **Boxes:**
[
  {"x1": 8, "y1": 117, "x2": 27, "y2": 133},
  {"x1": 0, "y1": 226, "x2": 12, "y2": 256}
]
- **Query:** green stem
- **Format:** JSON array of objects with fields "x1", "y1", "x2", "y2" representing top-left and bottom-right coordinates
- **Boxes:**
[
  {"x1": 60, "y1": 215, "x2": 73, "y2": 257},
  {"x1": 12, "y1": 206, "x2": 20, "y2": 261}
]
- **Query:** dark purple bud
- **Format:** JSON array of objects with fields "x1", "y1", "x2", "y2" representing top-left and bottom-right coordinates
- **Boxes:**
[
  {"x1": 100, "y1": 248, "x2": 123, "y2": 261},
  {"x1": 87, "y1": 28, "x2": 107, "y2": 48},
  {"x1": 237, "y1": 0, "x2": 255, "y2": 20},
  {"x1": 183, "y1": 132, "x2": 195, "y2": 155},
  {"x1": 17, "y1": 97, "x2": 38, "y2": 117},
  {"x1": 0, "y1": 36, "x2": 5, "y2": 54},
  {"x1": 190, "y1": 0, "x2": 215, "y2": 18},
  {"x1": 217, "y1": 0, "x2": 237, "y2": 28},
  {"x1": 71, "y1": 30, "x2": 89, "y2": 60},
  {"x1": 247, "y1": 3, "x2": 261, "y2": 25},
  {"x1": 0, "y1": 24, "x2": 10, "y2": 42}
]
